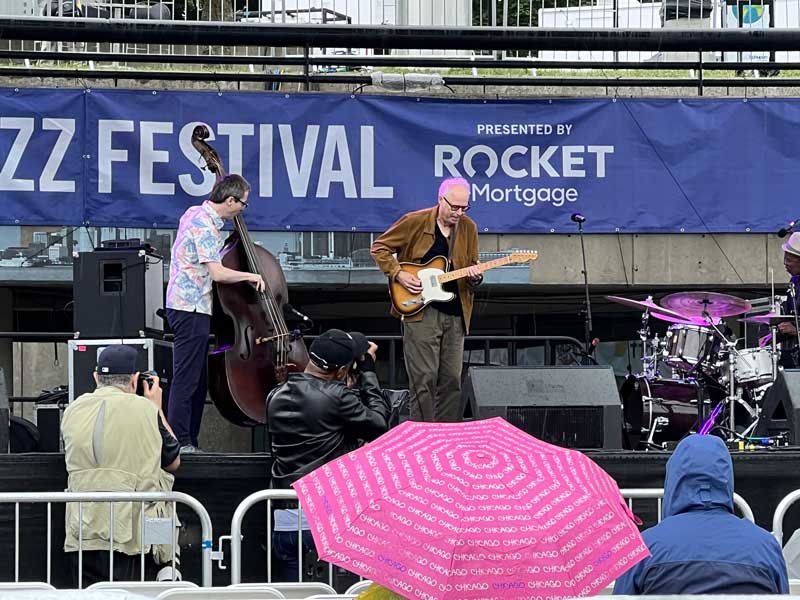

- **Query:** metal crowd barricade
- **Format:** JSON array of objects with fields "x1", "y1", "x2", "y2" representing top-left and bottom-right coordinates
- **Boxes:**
[
  {"x1": 771, "y1": 488, "x2": 800, "y2": 545},
  {"x1": 229, "y1": 489, "x2": 313, "y2": 586},
  {"x1": 622, "y1": 488, "x2": 755, "y2": 523},
  {"x1": 0, "y1": 491, "x2": 213, "y2": 588},
  {"x1": 228, "y1": 487, "x2": 756, "y2": 585}
]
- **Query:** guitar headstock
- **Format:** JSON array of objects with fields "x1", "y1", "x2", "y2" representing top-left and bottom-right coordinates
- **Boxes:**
[{"x1": 507, "y1": 250, "x2": 539, "y2": 263}]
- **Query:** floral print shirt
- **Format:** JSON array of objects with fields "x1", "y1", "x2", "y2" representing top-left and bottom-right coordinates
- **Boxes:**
[{"x1": 166, "y1": 201, "x2": 225, "y2": 315}]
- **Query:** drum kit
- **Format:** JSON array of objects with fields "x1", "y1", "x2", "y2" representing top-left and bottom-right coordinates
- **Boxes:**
[{"x1": 610, "y1": 290, "x2": 799, "y2": 449}]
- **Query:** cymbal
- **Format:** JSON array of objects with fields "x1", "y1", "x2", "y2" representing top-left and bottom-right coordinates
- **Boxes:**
[
  {"x1": 739, "y1": 312, "x2": 796, "y2": 326},
  {"x1": 660, "y1": 291, "x2": 752, "y2": 318},
  {"x1": 651, "y1": 312, "x2": 715, "y2": 327},
  {"x1": 605, "y1": 295, "x2": 693, "y2": 321}
]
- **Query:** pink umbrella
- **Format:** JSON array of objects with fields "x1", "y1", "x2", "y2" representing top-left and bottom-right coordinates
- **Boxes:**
[{"x1": 293, "y1": 418, "x2": 649, "y2": 600}]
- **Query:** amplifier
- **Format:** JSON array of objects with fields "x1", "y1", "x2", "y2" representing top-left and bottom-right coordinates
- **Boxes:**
[{"x1": 67, "y1": 338, "x2": 173, "y2": 405}]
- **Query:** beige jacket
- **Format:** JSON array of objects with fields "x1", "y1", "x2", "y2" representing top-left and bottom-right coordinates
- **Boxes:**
[
  {"x1": 62, "y1": 385, "x2": 174, "y2": 558},
  {"x1": 370, "y1": 206, "x2": 480, "y2": 332}
]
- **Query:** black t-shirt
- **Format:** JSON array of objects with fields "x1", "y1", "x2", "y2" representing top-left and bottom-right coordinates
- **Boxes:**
[
  {"x1": 421, "y1": 225, "x2": 462, "y2": 317},
  {"x1": 158, "y1": 413, "x2": 180, "y2": 468}
]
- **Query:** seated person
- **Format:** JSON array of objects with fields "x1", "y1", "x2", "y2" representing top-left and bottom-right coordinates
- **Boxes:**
[
  {"x1": 614, "y1": 434, "x2": 788, "y2": 595},
  {"x1": 267, "y1": 329, "x2": 392, "y2": 580},
  {"x1": 61, "y1": 345, "x2": 180, "y2": 586}
]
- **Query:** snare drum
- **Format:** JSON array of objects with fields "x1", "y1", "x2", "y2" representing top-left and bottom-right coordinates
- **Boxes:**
[
  {"x1": 733, "y1": 348, "x2": 774, "y2": 388},
  {"x1": 664, "y1": 324, "x2": 715, "y2": 372}
]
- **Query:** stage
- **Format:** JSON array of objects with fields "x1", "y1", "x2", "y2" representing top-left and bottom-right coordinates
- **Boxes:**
[{"x1": 0, "y1": 449, "x2": 798, "y2": 588}]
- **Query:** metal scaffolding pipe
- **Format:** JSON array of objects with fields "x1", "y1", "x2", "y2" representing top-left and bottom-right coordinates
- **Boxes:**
[
  {"x1": 3, "y1": 17, "x2": 800, "y2": 52},
  {"x1": 3, "y1": 49, "x2": 800, "y2": 73}
]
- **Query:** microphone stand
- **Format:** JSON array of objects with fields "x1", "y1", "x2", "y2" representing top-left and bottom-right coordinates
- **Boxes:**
[
  {"x1": 576, "y1": 218, "x2": 594, "y2": 356},
  {"x1": 789, "y1": 283, "x2": 800, "y2": 358}
]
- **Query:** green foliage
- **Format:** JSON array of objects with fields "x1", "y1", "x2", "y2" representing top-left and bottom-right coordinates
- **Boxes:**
[{"x1": 472, "y1": 0, "x2": 595, "y2": 28}]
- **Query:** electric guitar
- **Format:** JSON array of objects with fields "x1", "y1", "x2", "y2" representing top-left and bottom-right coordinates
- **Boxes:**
[{"x1": 389, "y1": 251, "x2": 538, "y2": 316}]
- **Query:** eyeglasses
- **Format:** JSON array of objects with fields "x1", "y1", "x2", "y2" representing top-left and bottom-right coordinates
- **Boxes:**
[
  {"x1": 232, "y1": 196, "x2": 249, "y2": 209},
  {"x1": 442, "y1": 195, "x2": 470, "y2": 213}
]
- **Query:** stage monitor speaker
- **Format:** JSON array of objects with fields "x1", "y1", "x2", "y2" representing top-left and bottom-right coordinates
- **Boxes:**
[
  {"x1": 463, "y1": 366, "x2": 622, "y2": 449},
  {"x1": 0, "y1": 368, "x2": 8, "y2": 453},
  {"x1": 754, "y1": 369, "x2": 800, "y2": 443},
  {"x1": 73, "y1": 248, "x2": 164, "y2": 339}
]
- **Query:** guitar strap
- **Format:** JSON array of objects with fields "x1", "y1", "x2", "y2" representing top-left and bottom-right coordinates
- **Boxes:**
[{"x1": 447, "y1": 218, "x2": 459, "y2": 269}]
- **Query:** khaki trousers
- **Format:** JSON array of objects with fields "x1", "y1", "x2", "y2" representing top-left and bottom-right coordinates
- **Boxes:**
[{"x1": 402, "y1": 308, "x2": 465, "y2": 422}]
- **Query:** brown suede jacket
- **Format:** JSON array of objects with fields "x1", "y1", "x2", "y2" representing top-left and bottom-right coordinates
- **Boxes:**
[{"x1": 370, "y1": 206, "x2": 480, "y2": 332}]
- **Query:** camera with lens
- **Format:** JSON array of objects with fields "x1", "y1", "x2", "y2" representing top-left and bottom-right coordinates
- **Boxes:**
[{"x1": 135, "y1": 370, "x2": 158, "y2": 396}]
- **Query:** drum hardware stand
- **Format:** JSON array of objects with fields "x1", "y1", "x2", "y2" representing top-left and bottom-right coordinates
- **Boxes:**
[
  {"x1": 771, "y1": 269, "x2": 780, "y2": 381},
  {"x1": 739, "y1": 400, "x2": 760, "y2": 438},
  {"x1": 639, "y1": 308, "x2": 661, "y2": 380},
  {"x1": 788, "y1": 282, "x2": 800, "y2": 354},
  {"x1": 704, "y1": 307, "x2": 751, "y2": 442},
  {"x1": 646, "y1": 415, "x2": 670, "y2": 450}
]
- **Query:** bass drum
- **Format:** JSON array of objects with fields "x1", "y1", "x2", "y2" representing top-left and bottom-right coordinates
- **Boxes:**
[{"x1": 621, "y1": 376, "x2": 699, "y2": 447}]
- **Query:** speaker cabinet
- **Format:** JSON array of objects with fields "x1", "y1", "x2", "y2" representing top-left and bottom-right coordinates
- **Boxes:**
[
  {"x1": 754, "y1": 369, "x2": 800, "y2": 443},
  {"x1": 67, "y1": 338, "x2": 173, "y2": 404},
  {"x1": 0, "y1": 368, "x2": 8, "y2": 454},
  {"x1": 463, "y1": 366, "x2": 622, "y2": 449},
  {"x1": 36, "y1": 405, "x2": 62, "y2": 453},
  {"x1": 73, "y1": 248, "x2": 164, "y2": 339}
]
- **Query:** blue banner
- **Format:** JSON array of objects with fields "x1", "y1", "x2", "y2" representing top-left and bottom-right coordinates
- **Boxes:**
[
  {"x1": 0, "y1": 87, "x2": 798, "y2": 233},
  {"x1": 0, "y1": 88, "x2": 85, "y2": 226}
]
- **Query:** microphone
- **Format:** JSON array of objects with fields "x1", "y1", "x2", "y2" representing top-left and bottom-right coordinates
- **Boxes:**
[
  {"x1": 570, "y1": 213, "x2": 586, "y2": 224},
  {"x1": 284, "y1": 303, "x2": 312, "y2": 323},
  {"x1": 778, "y1": 218, "x2": 799, "y2": 238}
]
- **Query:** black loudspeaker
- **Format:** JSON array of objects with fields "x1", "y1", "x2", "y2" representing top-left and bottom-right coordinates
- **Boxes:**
[
  {"x1": 0, "y1": 368, "x2": 8, "y2": 453},
  {"x1": 36, "y1": 405, "x2": 63, "y2": 453},
  {"x1": 463, "y1": 366, "x2": 622, "y2": 449},
  {"x1": 73, "y1": 248, "x2": 165, "y2": 339},
  {"x1": 754, "y1": 369, "x2": 800, "y2": 443},
  {"x1": 67, "y1": 338, "x2": 173, "y2": 404}
]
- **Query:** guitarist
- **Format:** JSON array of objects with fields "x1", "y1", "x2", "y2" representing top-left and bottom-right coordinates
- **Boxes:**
[{"x1": 371, "y1": 177, "x2": 482, "y2": 423}]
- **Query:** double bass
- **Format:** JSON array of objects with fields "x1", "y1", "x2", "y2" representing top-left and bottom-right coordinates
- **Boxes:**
[{"x1": 190, "y1": 124, "x2": 309, "y2": 426}]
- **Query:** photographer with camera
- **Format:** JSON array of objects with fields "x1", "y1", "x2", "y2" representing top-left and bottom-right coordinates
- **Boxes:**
[
  {"x1": 347, "y1": 332, "x2": 410, "y2": 428},
  {"x1": 266, "y1": 329, "x2": 391, "y2": 580},
  {"x1": 61, "y1": 345, "x2": 180, "y2": 586}
]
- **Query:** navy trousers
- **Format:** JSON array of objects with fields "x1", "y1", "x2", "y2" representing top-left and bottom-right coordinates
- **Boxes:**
[{"x1": 166, "y1": 308, "x2": 210, "y2": 447}]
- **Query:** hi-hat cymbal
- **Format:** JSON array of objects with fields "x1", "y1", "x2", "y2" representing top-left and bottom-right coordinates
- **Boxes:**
[
  {"x1": 739, "y1": 312, "x2": 796, "y2": 326},
  {"x1": 660, "y1": 291, "x2": 752, "y2": 318},
  {"x1": 605, "y1": 295, "x2": 693, "y2": 321}
]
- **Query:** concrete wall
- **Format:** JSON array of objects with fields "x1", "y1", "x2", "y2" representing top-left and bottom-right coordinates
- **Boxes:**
[
  {"x1": 478, "y1": 233, "x2": 783, "y2": 288},
  {"x1": 11, "y1": 342, "x2": 69, "y2": 423}
]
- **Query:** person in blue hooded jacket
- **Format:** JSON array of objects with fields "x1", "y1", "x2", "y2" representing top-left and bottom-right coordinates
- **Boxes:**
[{"x1": 614, "y1": 434, "x2": 788, "y2": 595}]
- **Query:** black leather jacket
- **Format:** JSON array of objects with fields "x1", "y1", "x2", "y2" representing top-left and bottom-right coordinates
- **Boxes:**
[{"x1": 267, "y1": 370, "x2": 391, "y2": 489}]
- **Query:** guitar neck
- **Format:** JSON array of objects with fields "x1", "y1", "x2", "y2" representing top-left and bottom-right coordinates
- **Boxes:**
[{"x1": 437, "y1": 255, "x2": 516, "y2": 283}]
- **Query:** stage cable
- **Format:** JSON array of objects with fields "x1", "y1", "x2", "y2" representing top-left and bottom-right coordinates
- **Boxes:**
[
  {"x1": 24, "y1": 225, "x2": 83, "y2": 264},
  {"x1": 617, "y1": 230, "x2": 630, "y2": 287},
  {"x1": 619, "y1": 101, "x2": 745, "y2": 284}
]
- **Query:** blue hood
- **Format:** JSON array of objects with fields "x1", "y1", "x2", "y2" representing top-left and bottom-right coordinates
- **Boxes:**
[{"x1": 662, "y1": 434, "x2": 734, "y2": 518}]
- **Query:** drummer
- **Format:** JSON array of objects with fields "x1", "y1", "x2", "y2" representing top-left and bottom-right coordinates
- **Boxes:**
[{"x1": 762, "y1": 233, "x2": 800, "y2": 367}]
